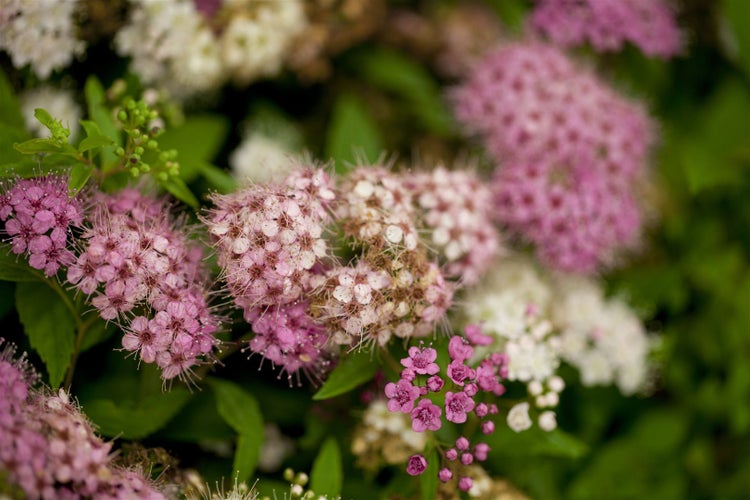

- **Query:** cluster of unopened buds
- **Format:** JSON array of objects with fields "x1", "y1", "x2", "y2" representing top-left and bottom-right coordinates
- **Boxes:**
[{"x1": 385, "y1": 325, "x2": 509, "y2": 491}]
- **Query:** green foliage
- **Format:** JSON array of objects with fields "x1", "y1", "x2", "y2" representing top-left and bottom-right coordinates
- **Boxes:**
[
  {"x1": 720, "y1": 0, "x2": 750, "y2": 78},
  {"x1": 209, "y1": 378, "x2": 265, "y2": 482},
  {"x1": 0, "y1": 247, "x2": 43, "y2": 282},
  {"x1": 310, "y1": 437, "x2": 343, "y2": 497},
  {"x1": 420, "y1": 448, "x2": 439, "y2": 500},
  {"x1": 312, "y1": 350, "x2": 379, "y2": 400},
  {"x1": 325, "y1": 93, "x2": 383, "y2": 173},
  {"x1": 15, "y1": 281, "x2": 75, "y2": 388},
  {"x1": 157, "y1": 114, "x2": 228, "y2": 182}
]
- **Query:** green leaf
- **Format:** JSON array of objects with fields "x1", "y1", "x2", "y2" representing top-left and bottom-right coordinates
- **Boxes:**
[
  {"x1": 78, "y1": 319, "x2": 115, "y2": 353},
  {"x1": 33, "y1": 108, "x2": 56, "y2": 129},
  {"x1": 157, "y1": 115, "x2": 229, "y2": 182},
  {"x1": 14, "y1": 138, "x2": 78, "y2": 157},
  {"x1": 84, "y1": 77, "x2": 120, "y2": 168},
  {"x1": 198, "y1": 162, "x2": 237, "y2": 194},
  {"x1": 68, "y1": 163, "x2": 94, "y2": 195},
  {"x1": 210, "y1": 378, "x2": 264, "y2": 433},
  {"x1": 0, "y1": 69, "x2": 24, "y2": 129},
  {"x1": 15, "y1": 281, "x2": 75, "y2": 388},
  {"x1": 721, "y1": 0, "x2": 750, "y2": 77},
  {"x1": 209, "y1": 378, "x2": 264, "y2": 482},
  {"x1": 355, "y1": 48, "x2": 452, "y2": 135},
  {"x1": 159, "y1": 176, "x2": 199, "y2": 208},
  {"x1": 325, "y1": 93, "x2": 383, "y2": 173},
  {"x1": 81, "y1": 390, "x2": 192, "y2": 439},
  {"x1": 312, "y1": 350, "x2": 379, "y2": 400},
  {"x1": 78, "y1": 135, "x2": 114, "y2": 153},
  {"x1": 310, "y1": 437, "x2": 342, "y2": 497},
  {"x1": 486, "y1": 424, "x2": 589, "y2": 460},
  {"x1": 420, "y1": 448, "x2": 439, "y2": 500},
  {"x1": 0, "y1": 247, "x2": 42, "y2": 282}
]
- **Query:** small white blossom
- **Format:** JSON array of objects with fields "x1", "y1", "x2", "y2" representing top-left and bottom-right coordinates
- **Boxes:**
[{"x1": 507, "y1": 402, "x2": 533, "y2": 432}]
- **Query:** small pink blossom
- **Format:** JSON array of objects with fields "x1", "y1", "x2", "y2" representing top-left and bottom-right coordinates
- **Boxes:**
[
  {"x1": 447, "y1": 360, "x2": 476, "y2": 386},
  {"x1": 445, "y1": 391, "x2": 475, "y2": 424},
  {"x1": 401, "y1": 345, "x2": 440, "y2": 375},
  {"x1": 410, "y1": 399, "x2": 442, "y2": 432},
  {"x1": 448, "y1": 335, "x2": 473, "y2": 362},
  {"x1": 406, "y1": 454, "x2": 427, "y2": 476},
  {"x1": 385, "y1": 379, "x2": 421, "y2": 413}
]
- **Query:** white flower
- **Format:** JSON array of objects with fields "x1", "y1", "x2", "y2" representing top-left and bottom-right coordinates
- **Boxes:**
[
  {"x1": 507, "y1": 402, "x2": 533, "y2": 432},
  {"x1": 538, "y1": 411, "x2": 557, "y2": 432},
  {"x1": 229, "y1": 133, "x2": 295, "y2": 185},
  {"x1": 257, "y1": 424, "x2": 294, "y2": 472}
]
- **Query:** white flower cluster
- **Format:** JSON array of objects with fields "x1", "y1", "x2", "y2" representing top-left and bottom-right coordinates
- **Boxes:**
[
  {"x1": 351, "y1": 399, "x2": 427, "y2": 466},
  {"x1": 229, "y1": 133, "x2": 295, "y2": 185},
  {"x1": 464, "y1": 257, "x2": 652, "y2": 431},
  {"x1": 115, "y1": 0, "x2": 306, "y2": 99},
  {"x1": 20, "y1": 86, "x2": 82, "y2": 140},
  {"x1": 0, "y1": 0, "x2": 85, "y2": 79}
]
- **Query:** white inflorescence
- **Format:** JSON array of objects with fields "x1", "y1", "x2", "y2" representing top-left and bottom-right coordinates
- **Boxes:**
[{"x1": 0, "y1": 0, "x2": 85, "y2": 79}]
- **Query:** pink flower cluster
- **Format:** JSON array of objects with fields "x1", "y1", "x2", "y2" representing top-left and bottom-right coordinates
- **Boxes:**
[
  {"x1": 405, "y1": 167, "x2": 501, "y2": 285},
  {"x1": 67, "y1": 189, "x2": 218, "y2": 381},
  {"x1": 530, "y1": 0, "x2": 682, "y2": 58},
  {"x1": 246, "y1": 301, "x2": 330, "y2": 383},
  {"x1": 453, "y1": 42, "x2": 652, "y2": 273},
  {"x1": 385, "y1": 326, "x2": 508, "y2": 488},
  {"x1": 0, "y1": 175, "x2": 83, "y2": 276},
  {"x1": 0, "y1": 339, "x2": 164, "y2": 499}
]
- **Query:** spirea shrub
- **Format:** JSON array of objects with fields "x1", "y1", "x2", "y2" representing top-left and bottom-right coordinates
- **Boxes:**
[{"x1": 0, "y1": 0, "x2": 710, "y2": 497}]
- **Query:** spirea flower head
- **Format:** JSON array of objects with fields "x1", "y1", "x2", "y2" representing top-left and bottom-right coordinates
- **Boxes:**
[
  {"x1": 530, "y1": 0, "x2": 682, "y2": 58},
  {"x1": 245, "y1": 302, "x2": 331, "y2": 384},
  {"x1": 551, "y1": 274, "x2": 651, "y2": 394},
  {"x1": 68, "y1": 189, "x2": 219, "y2": 381},
  {"x1": 206, "y1": 165, "x2": 334, "y2": 318},
  {"x1": 0, "y1": 0, "x2": 85, "y2": 79},
  {"x1": 452, "y1": 41, "x2": 654, "y2": 272},
  {"x1": 0, "y1": 339, "x2": 164, "y2": 499},
  {"x1": 0, "y1": 175, "x2": 84, "y2": 277},
  {"x1": 405, "y1": 165, "x2": 502, "y2": 285}
]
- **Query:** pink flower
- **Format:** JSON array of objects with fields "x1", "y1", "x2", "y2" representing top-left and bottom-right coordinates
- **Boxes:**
[
  {"x1": 426, "y1": 375, "x2": 444, "y2": 392},
  {"x1": 410, "y1": 399, "x2": 442, "y2": 432},
  {"x1": 464, "y1": 324, "x2": 493, "y2": 346},
  {"x1": 448, "y1": 336, "x2": 473, "y2": 362},
  {"x1": 445, "y1": 391, "x2": 475, "y2": 424},
  {"x1": 406, "y1": 454, "x2": 427, "y2": 476},
  {"x1": 447, "y1": 360, "x2": 475, "y2": 386},
  {"x1": 458, "y1": 476, "x2": 473, "y2": 492},
  {"x1": 385, "y1": 379, "x2": 421, "y2": 413},
  {"x1": 473, "y1": 442, "x2": 490, "y2": 461},
  {"x1": 401, "y1": 345, "x2": 439, "y2": 375},
  {"x1": 530, "y1": 0, "x2": 682, "y2": 58},
  {"x1": 438, "y1": 468, "x2": 453, "y2": 482}
]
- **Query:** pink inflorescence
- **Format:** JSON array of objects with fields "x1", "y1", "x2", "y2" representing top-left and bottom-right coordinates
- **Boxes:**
[
  {"x1": 0, "y1": 175, "x2": 84, "y2": 276},
  {"x1": 245, "y1": 301, "x2": 330, "y2": 382},
  {"x1": 67, "y1": 189, "x2": 218, "y2": 381},
  {"x1": 452, "y1": 42, "x2": 652, "y2": 273},
  {"x1": 405, "y1": 166, "x2": 501, "y2": 285},
  {"x1": 0, "y1": 339, "x2": 164, "y2": 499},
  {"x1": 384, "y1": 327, "x2": 507, "y2": 487},
  {"x1": 530, "y1": 0, "x2": 682, "y2": 58}
]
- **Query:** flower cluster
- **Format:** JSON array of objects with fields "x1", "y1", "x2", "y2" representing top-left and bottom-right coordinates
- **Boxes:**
[
  {"x1": 385, "y1": 330, "x2": 508, "y2": 490},
  {"x1": 0, "y1": 175, "x2": 84, "y2": 277},
  {"x1": 453, "y1": 42, "x2": 653, "y2": 273},
  {"x1": 67, "y1": 189, "x2": 219, "y2": 381},
  {"x1": 115, "y1": 0, "x2": 306, "y2": 99},
  {"x1": 0, "y1": 0, "x2": 85, "y2": 79},
  {"x1": 463, "y1": 257, "x2": 652, "y2": 429},
  {"x1": 0, "y1": 339, "x2": 164, "y2": 498},
  {"x1": 405, "y1": 166, "x2": 501, "y2": 285},
  {"x1": 351, "y1": 399, "x2": 427, "y2": 471},
  {"x1": 530, "y1": 0, "x2": 682, "y2": 58}
]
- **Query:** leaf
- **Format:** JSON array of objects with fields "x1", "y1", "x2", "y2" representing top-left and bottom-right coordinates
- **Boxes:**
[
  {"x1": 157, "y1": 115, "x2": 229, "y2": 182},
  {"x1": 312, "y1": 350, "x2": 379, "y2": 400},
  {"x1": 159, "y1": 176, "x2": 199, "y2": 208},
  {"x1": 68, "y1": 163, "x2": 94, "y2": 195},
  {"x1": 0, "y1": 247, "x2": 42, "y2": 282},
  {"x1": 325, "y1": 93, "x2": 383, "y2": 173},
  {"x1": 0, "y1": 69, "x2": 24, "y2": 128},
  {"x1": 14, "y1": 138, "x2": 78, "y2": 157},
  {"x1": 15, "y1": 281, "x2": 75, "y2": 388},
  {"x1": 33, "y1": 108, "x2": 57, "y2": 130},
  {"x1": 210, "y1": 378, "x2": 264, "y2": 481},
  {"x1": 84, "y1": 77, "x2": 120, "y2": 168},
  {"x1": 81, "y1": 390, "x2": 192, "y2": 439},
  {"x1": 354, "y1": 48, "x2": 452, "y2": 135},
  {"x1": 198, "y1": 162, "x2": 237, "y2": 194},
  {"x1": 486, "y1": 424, "x2": 589, "y2": 460},
  {"x1": 420, "y1": 448, "x2": 439, "y2": 500},
  {"x1": 310, "y1": 437, "x2": 342, "y2": 497},
  {"x1": 720, "y1": 0, "x2": 750, "y2": 77},
  {"x1": 78, "y1": 135, "x2": 114, "y2": 153},
  {"x1": 78, "y1": 319, "x2": 115, "y2": 353}
]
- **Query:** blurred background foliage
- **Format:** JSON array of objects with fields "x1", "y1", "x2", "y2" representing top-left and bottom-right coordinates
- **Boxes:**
[{"x1": 1, "y1": 0, "x2": 750, "y2": 498}]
